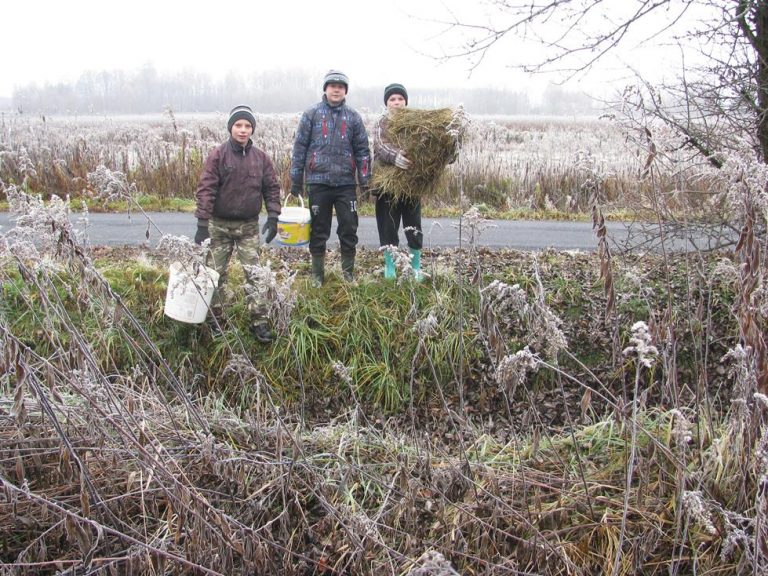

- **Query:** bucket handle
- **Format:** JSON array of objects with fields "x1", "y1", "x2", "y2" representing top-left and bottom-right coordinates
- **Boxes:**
[{"x1": 283, "y1": 194, "x2": 305, "y2": 208}]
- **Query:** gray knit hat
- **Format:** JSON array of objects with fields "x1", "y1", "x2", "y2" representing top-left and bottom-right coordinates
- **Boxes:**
[
  {"x1": 384, "y1": 83, "x2": 408, "y2": 105},
  {"x1": 227, "y1": 105, "x2": 256, "y2": 133},
  {"x1": 323, "y1": 70, "x2": 349, "y2": 93}
]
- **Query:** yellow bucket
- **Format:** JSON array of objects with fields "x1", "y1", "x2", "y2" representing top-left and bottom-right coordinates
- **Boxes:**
[{"x1": 276, "y1": 196, "x2": 311, "y2": 247}]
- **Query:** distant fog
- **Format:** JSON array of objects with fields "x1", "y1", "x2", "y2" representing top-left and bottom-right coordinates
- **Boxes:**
[{"x1": 7, "y1": 66, "x2": 601, "y2": 117}]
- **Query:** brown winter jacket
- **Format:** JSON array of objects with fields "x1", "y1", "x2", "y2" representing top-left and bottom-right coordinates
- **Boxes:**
[{"x1": 195, "y1": 138, "x2": 281, "y2": 222}]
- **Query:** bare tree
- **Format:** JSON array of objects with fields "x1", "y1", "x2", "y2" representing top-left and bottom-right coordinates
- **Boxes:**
[{"x1": 434, "y1": 1, "x2": 767, "y2": 161}]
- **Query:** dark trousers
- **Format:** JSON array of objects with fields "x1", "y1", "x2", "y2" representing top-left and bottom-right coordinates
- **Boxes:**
[
  {"x1": 375, "y1": 194, "x2": 423, "y2": 250},
  {"x1": 308, "y1": 184, "x2": 358, "y2": 257}
]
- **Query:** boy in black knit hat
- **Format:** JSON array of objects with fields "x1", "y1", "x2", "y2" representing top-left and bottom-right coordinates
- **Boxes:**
[
  {"x1": 371, "y1": 83, "x2": 425, "y2": 280},
  {"x1": 194, "y1": 105, "x2": 282, "y2": 342}
]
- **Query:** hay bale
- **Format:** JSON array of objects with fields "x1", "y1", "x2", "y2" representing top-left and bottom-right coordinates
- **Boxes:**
[{"x1": 371, "y1": 107, "x2": 465, "y2": 201}]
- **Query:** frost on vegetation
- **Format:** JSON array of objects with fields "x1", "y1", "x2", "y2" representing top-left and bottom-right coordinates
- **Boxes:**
[
  {"x1": 533, "y1": 305, "x2": 568, "y2": 359},
  {"x1": 720, "y1": 344, "x2": 757, "y2": 408},
  {"x1": 332, "y1": 360, "x2": 353, "y2": 385},
  {"x1": 446, "y1": 104, "x2": 468, "y2": 149},
  {"x1": 406, "y1": 550, "x2": 461, "y2": 576},
  {"x1": 495, "y1": 346, "x2": 540, "y2": 393},
  {"x1": 303, "y1": 414, "x2": 379, "y2": 449},
  {"x1": 748, "y1": 278, "x2": 768, "y2": 320},
  {"x1": 622, "y1": 321, "x2": 658, "y2": 369},
  {"x1": 243, "y1": 261, "x2": 297, "y2": 335},
  {"x1": 15, "y1": 147, "x2": 37, "y2": 181},
  {"x1": 711, "y1": 497, "x2": 762, "y2": 566},
  {"x1": 480, "y1": 278, "x2": 567, "y2": 360},
  {"x1": 681, "y1": 490, "x2": 717, "y2": 535},
  {"x1": 87, "y1": 165, "x2": 137, "y2": 202},
  {"x1": 668, "y1": 409, "x2": 693, "y2": 447},
  {"x1": 1, "y1": 186, "x2": 84, "y2": 265},
  {"x1": 155, "y1": 234, "x2": 205, "y2": 267},
  {"x1": 720, "y1": 150, "x2": 768, "y2": 217},
  {"x1": 223, "y1": 354, "x2": 265, "y2": 382},
  {"x1": 453, "y1": 205, "x2": 494, "y2": 242},
  {"x1": 382, "y1": 244, "x2": 419, "y2": 282},
  {"x1": 482, "y1": 280, "x2": 529, "y2": 321},
  {"x1": 413, "y1": 313, "x2": 439, "y2": 339},
  {"x1": 616, "y1": 266, "x2": 655, "y2": 305},
  {"x1": 712, "y1": 258, "x2": 740, "y2": 282},
  {"x1": 720, "y1": 523, "x2": 751, "y2": 563},
  {"x1": 574, "y1": 148, "x2": 612, "y2": 203},
  {"x1": 345, "y1": 508, "x2": 379, "y2": 540}
]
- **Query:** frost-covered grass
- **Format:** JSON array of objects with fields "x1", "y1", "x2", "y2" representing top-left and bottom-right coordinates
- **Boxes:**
[
  {"x1": 0, "y1": 111, "x2": 717, "y2": 216},
  {"x1": 1, "y1": 188, "x2": 766, "y2": 574}
]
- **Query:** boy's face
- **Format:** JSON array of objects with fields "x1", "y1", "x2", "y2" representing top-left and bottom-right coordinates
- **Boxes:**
[
  {"x1": 386, "y1": 94, "x2": 407, "y2": 110},
  {"x1": 230, "y1": 119, "x2": 253, "y2": 145},
  {"x1": 325, "y1": 82, "x2": 347, "y2": 105}
]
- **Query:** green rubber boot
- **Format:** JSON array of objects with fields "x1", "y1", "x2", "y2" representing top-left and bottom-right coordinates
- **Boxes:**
[
  {"x1": 311, "y1": 255, "x2": 325, "y2": 287},
  {"x1": 410, "y1": 248, "x2": 423, "y2": 282},
  {"x1": 384, "y1": 251, "x2": 396, "y2": 279}
]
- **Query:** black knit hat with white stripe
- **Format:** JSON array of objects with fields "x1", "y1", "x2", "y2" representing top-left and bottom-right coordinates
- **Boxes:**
[{"x1": 227, "y1": 105, "x2": 256, "y2": 133}]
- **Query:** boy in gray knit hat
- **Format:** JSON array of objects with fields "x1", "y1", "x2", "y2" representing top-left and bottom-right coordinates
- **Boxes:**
[
  {"x1": 289, "y1": 70, "x2": 371, "y2": 286},
  {"x1": 194, "y1": 105, "x2": 282, "y2": 342}
]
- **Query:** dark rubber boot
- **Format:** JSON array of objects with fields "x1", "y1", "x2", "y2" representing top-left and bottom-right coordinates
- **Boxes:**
[
  {"x1": 311, "y1": 255, "x2": 325, "y2": 287},
  {"x1": 341, "y1": 253, "x2": 355, "y2": 282}
]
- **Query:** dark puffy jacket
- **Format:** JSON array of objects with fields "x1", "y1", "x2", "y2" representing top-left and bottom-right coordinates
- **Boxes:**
[
  {"x1": 290, "y1": 96, "x2": 371, "y2": 188},
  {"x1": 195, "y1": 138, "x2": 281, "y2": 221}
]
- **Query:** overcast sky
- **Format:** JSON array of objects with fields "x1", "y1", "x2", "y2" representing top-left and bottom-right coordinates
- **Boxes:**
[{"x1": 2, "y1": 0, "x2": 697, "y2": 99}]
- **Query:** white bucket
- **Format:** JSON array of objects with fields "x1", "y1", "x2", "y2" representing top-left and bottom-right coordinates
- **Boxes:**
[
  {"x1": 164, "y1": 261, "x2": 220, "y2": 324},
  {"x1": 276, "y1": 196, "x2": 311, "y2": 247}
]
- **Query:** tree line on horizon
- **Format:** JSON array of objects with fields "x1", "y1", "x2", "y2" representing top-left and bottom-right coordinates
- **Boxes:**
[{"x1": 8, "y1": 65, "x2": 600, "y2": 116}]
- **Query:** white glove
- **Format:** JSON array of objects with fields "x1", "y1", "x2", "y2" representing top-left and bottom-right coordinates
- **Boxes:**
[{"x1": 395, "y1": 152, "x2": 411, "y2": 170}]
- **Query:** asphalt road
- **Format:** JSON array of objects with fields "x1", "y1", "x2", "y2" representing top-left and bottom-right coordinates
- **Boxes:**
[{"x1": 0, "y1": 212, "x2": 734, "y2": 252}]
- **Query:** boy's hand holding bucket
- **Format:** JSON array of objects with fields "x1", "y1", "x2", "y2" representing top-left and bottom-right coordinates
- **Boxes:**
[{"x1": 276, "y1": 196, "x2": 311, "y2": 247}]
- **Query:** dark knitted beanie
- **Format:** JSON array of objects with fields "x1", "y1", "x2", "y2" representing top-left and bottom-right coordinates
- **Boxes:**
[
  {"x1": 227, "y1": 105, "x2": 256, "y2": 133},
  {"x1": 383, "y1": 83, "x2": 408, "y2": 105}
]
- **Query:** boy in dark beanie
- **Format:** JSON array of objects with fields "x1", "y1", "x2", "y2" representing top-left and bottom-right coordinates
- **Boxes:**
[
  {"x1": 372, "y1": 83, "x2": 424, "y2": 280},
  {"x1": 289, "y1": 69, "x2": 371, "y2": 286},
  {"x1": 194, "y1": 105, "x2": 282, "y2": 342}
]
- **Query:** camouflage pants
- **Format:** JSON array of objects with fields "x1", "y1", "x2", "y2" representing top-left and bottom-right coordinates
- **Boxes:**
[{"x1": 206, "y1": 217, "x2": 267, "y2": 325}]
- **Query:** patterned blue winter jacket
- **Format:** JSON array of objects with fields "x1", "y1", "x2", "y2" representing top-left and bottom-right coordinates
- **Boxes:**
[{"x1": 290, "y1": 96, "x2": 371, "y2": 189}]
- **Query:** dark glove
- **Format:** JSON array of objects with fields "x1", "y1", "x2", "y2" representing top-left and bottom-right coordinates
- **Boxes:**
[
  {"x1": 289, "y1": 182, "x2": 304, "y2": 197},
  {"x1": 261, "y1": 217, "x2": 278, "y2": 244},
  {"x1": 194, "y1": 219, "x2": 209, "y2": 245},
  {"x1": 359, "y1": 184, "x2": 371, "y2": 201}
]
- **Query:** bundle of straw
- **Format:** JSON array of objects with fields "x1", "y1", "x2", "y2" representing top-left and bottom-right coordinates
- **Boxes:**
[{"x1": 371, "y1": 107, "x2": 465, "y2": 201}]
